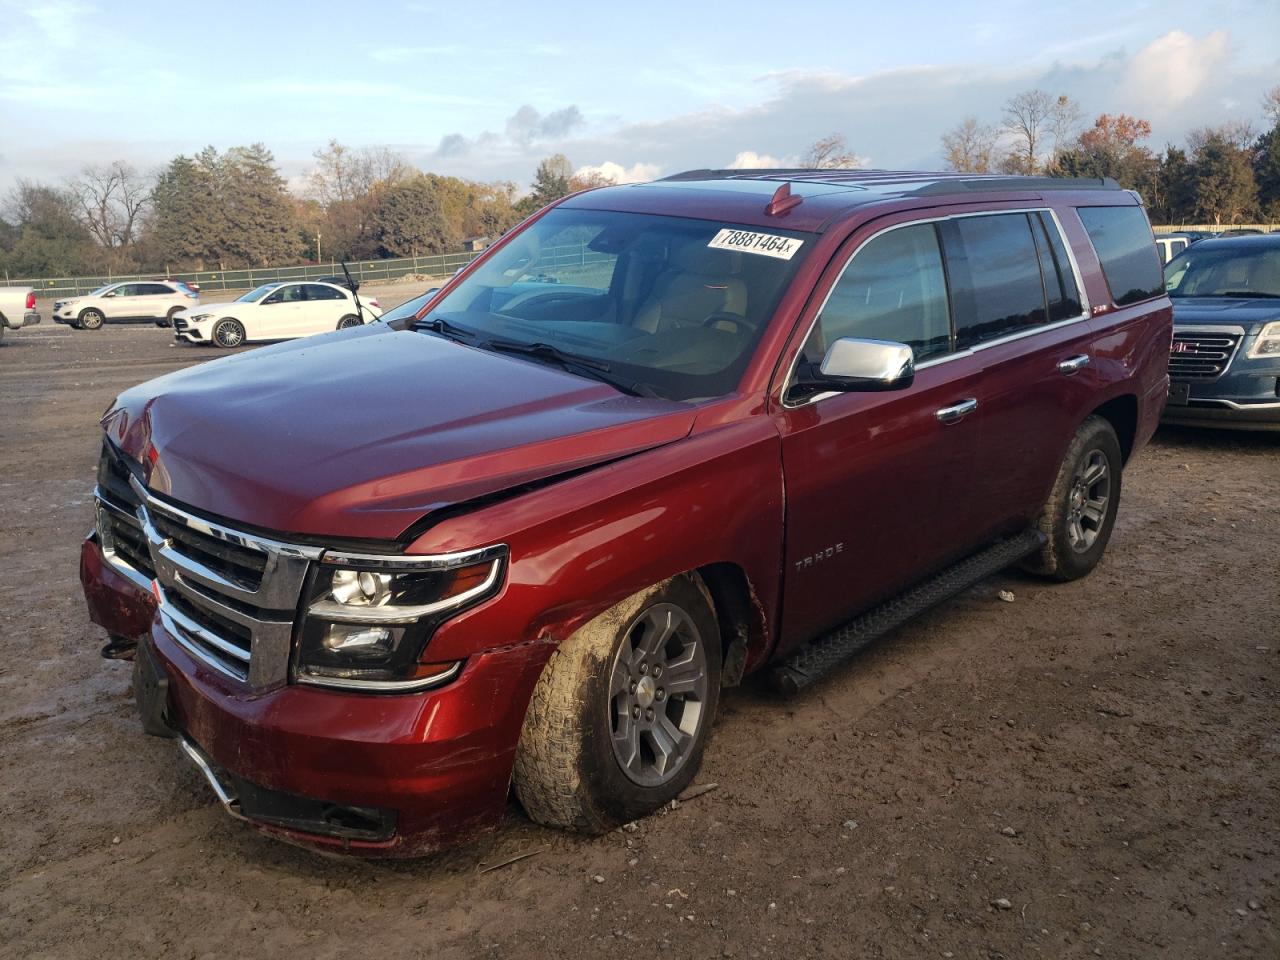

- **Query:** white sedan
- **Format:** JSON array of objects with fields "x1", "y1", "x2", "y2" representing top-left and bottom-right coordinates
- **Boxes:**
[{"x1": 174, "y1": 281, "x2": 382, "y2": 348}]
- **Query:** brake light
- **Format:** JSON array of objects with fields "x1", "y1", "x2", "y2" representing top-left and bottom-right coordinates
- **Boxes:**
[
  {"x1": 25, "y1": 291, "x2": 35, "y2": 310},
  {"x1": 368, "y1": 298, "x2": 381, "y2": 308}
]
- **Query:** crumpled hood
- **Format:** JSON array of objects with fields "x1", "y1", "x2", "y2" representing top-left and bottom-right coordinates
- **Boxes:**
[
  {"x1": 1172, "y1": 297, "x2": 1280, "y2": 334},
  {"x1": 103, "y1": 325, "x2": 695, "y2": 541}
]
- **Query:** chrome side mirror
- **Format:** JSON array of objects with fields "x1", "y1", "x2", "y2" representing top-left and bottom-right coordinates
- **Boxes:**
[{"x1": 815, "y1": 337, "x2": 915, "y2": 392}]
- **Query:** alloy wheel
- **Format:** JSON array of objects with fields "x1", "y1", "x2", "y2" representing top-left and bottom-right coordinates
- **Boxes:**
[
  {"x1": 1066, "y1": 448, "x2": 1110, "y2": 552},
  {"x1": 214, "y1": 321, "x2": 244, "y2": 348},
  {"x1": 608, "y1": 603, "x2": 709, "y2": 788}
]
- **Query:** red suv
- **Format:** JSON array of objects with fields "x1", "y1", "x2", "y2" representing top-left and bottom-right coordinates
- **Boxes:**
[{"x1": 80, "y1": 170, "x2": 1171, "y2": 855}]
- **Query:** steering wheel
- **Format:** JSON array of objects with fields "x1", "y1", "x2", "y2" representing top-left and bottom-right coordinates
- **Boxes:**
[{"x1": 700, "y1": 312, "x2": 753, "y2": 334}]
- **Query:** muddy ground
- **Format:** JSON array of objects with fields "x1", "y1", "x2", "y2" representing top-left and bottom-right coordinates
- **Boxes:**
[{"x1": 0, "y1": 304, "x2": 1276, "y2": 960}]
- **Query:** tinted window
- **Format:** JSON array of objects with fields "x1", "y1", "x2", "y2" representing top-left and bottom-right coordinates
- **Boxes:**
[
  {"x1": 944, "y1": 213, "x2": 1047, "y2": 349},
  {"x1": 140, "y1": 283, "x2": 173, "y2": 295},
  {"x1": 109, "y1": 284, "x2": 137, "y2": 296},
  {"x1": 810, "y1": 223, "x2": 951, "y2": 363},
  {"x1": 1077, "y1": 206, "x2": 1163, "y2": 306},
  {"x1": 303, "y1": 284, "x2": 345, "y2": 301},
  {"x1": 1031, "y1": 213, "x2": 1083, "y2": 322}
]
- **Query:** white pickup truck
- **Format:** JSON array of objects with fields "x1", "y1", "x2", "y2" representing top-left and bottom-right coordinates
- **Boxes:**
[{"x1": 0, "y1": 286, "x2": 41, "y2": 342}]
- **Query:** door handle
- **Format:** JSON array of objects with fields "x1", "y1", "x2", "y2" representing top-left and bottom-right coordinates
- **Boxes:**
[
  {"x1": 936, "y1": 398, "x2": 978, "y2": 423},
  {"x1": 1058, "y1": 354, "x2": 1090, "y2": 374}
]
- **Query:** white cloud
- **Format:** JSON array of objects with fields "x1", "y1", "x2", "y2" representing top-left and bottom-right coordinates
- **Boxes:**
[
  {"x1": 727, "y1": 151, "x2": 797, "y2": 169},
  {"x1": 573, "y1": 160, "x2": 661, "y2": 184},
  {"x1": 1122, "y1": 29, "x2": 1231, "y2": 110}
]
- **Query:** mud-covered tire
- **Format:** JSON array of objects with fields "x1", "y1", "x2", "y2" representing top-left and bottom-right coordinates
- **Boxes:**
[
  {"x1": 1022, "y1": 415, "x2": 1123, "y2": 582},
  {"x1": 212, "y1": 318, "x2": 245, "y2": 348},
  {"x1": 78, "y1": 308, "x2": 104, "y2": 330},
  {"x1": 513, "y1": 574, "x2": 721, "y2": 833},
  {"x1": 337, "y1": 314, "x2": 362, "y2": 330}
]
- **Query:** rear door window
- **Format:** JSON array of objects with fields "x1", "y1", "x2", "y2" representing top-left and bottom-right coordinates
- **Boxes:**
[
  {"x1": 303, "y1": 284, "x2": 345, "y2": 301},
  {"x1": 809, "y1": 222, "x2": 952, "y2": 363},
  {"x1": 942, "y1": 213, "x2": 1048, "y2": 349},
  {"x1": 1030, "y1": 213, "x2": 1083, "y2": 322},
  {"x1": 1077, "y1": 206, "x2": 1163, "y2": 306}
]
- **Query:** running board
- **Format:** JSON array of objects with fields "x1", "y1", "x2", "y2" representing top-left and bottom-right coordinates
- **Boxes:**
[{"x1": 769, "y1": 529, "x2": 1046, "y2": 697}]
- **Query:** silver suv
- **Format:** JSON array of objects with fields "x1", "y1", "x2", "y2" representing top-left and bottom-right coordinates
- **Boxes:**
[{"x1": 52, "y1": 281, "x2": 200, "y2": 330}]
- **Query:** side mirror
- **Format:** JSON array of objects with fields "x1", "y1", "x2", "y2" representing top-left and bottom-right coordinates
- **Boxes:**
[
  {"x1": 808, "y1": 337, "x2": 915, "y2": 393},
  {"x1": 103, "y1": 290, "x2": 117, "y2": 298}
]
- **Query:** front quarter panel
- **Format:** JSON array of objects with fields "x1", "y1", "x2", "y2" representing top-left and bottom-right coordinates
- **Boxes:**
[{"x1": 412, "y1": 414, "x2": 785, "y2": 676}]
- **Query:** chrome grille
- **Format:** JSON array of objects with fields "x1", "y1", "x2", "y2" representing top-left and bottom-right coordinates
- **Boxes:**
[
  {"x1": 135, "y1": 487, "x2": 318, "y2": 688},
  {"x1": 92, "y1": 441, "x2": 320, "y2": 689},
  {"x1": 1169, "y1": 332, "x2": 1242, "y2": 381}
]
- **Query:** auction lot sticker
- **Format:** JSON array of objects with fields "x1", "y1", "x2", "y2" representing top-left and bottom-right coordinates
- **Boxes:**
[{"x1": 707, "y1": 229, "x2": 804, "y2": 260}]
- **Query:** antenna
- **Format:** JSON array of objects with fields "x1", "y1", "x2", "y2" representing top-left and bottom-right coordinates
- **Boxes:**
[{"x1": 764, "y1": 182, "x2": 804, "y2": 217}]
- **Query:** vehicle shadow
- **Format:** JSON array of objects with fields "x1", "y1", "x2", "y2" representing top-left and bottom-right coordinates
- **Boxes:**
[{"x1": 1152, "y1": 423, "x2": 1280, "y2": 453}]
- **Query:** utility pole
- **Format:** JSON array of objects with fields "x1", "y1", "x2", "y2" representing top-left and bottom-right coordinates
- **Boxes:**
[{"x1": 314, "y1": 231, "x2": 322, "y2": 263}]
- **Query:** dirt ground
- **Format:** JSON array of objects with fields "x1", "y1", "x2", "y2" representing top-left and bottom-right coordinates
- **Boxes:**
[{"x1": 0, "y1": 305, "x2": 1276, "y2": 960}]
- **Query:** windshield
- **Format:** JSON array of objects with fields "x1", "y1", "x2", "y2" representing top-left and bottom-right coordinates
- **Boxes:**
[
  {"x1": 424, "y1": 208, "x2": 812, "y2": 400},
  {"x1": 379, "y1": 289, "x2": 439, "y2": 324},
  {"x1": 1164, "y1": 244, "x2": 1280, "y2": 298},
  {"x1": 238, "y1": 283, "x2": 281, "y2": 303},
  {"x1": 87, "y1": 284, "x2": 116, "y2": 296}
]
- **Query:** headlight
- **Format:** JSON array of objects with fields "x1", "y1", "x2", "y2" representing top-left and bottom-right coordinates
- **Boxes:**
[
  {"x1": 295, "y1": 544, "x2": 507, "y2": 691},
  {"x1": 1248, "y1": 320, "x2": 1280, "y2": 359},
  {"x1": 188, "y1": 313, "x2": 212, "y2": 323}
]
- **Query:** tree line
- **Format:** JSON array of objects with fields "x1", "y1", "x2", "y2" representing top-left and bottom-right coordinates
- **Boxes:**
[
  {"x1": 4, "y1": 85, "x2": 1277, "y2": 280},
  {"x1": 0, "y1": 141, "x2": 543, "y2": 280},
  {"x1": 940, "y1": 85, "x2": 1280, "y2": 226}
]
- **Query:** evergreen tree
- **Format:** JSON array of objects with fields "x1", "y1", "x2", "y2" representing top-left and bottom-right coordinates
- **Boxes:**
[{"x1": 372, "y1": 176, "x2": 446, "y2": 257}]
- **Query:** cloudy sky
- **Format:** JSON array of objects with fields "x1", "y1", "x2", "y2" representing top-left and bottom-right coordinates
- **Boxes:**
[{"x1": 0, "y1": 0, "x2": 1276, "y2": 194}]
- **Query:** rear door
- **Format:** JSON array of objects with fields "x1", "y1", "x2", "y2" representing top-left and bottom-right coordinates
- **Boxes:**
[
  {"x1": 938, "y1": 209, "x2": 1099, "y2": 539},
  {"x1": 136, "y1": 283, "x2": 177, "y2": 320},
  {"x1": 302, "y1": 283, "x2": 349, "y2": 332},
  {"x1": 774, "y1": 217, "x2": 990, "y2": 653}
]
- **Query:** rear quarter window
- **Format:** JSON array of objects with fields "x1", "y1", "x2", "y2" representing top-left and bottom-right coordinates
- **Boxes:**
[{"x1": 1077, "y1": 206, "x2": 1163, "y2": 306}]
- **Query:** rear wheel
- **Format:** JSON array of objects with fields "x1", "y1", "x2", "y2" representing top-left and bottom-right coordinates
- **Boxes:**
[
  {"x1": 160, "y1": 306, "x2": 182, "y2": 328},
  {"x1": 78, "y1": 308, "x2": 104, "y2": 330},
  {"x1": 212, "y1": 318, "x2": 246, "y2": 349},
  {"x1": 1022, "y1": 415, "x2": 1123, "y2": 581},
  {"x1": 514, "y1": 574, "x2": 721, "y2": 833},
  {"x1": 337, "y1": 314, "x2": 362, "y2": 330}
]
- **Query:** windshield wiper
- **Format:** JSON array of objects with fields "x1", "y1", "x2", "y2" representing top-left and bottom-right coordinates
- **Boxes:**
[
  {"x1": 411, "y1": 316, "x2": 477, "y2": 342},
  {"x1": 1216, "y1": 291, "x2": 1280, "y2": 299},
  {"x1": 479, "y1": 338, "x2": 657, "y2": 397}
]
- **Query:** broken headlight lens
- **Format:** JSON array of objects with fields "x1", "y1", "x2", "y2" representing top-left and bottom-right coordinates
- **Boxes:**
[{"x1": 295, "y1": 545, "x2": 507, "y2": 691}]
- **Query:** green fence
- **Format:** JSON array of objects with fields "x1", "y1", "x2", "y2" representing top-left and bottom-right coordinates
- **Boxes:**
[{"x1": 9, "y1": 250, "x2": 486, "y2": 298}]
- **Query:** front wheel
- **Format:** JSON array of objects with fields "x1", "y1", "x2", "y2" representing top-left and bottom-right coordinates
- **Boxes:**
[
  {"x1": 78, "y1": 308, "x2": 104, "y2": 330},
  {"x1": 1022, "y1": 415, "x2": 1123, "y2": 581},
  {"x1": 337, "y1": 314, "x2": 362, "y2": 330},
  {"x1": 514, "y1": 574, "x2": 721, "y2": 833},
  {"x1": 211, "y1": 318, "x2": 246, "y2": 348}
]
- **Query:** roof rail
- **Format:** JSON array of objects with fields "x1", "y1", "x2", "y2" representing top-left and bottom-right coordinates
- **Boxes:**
[{"x1": 659, "y1": 168, "x2": 1122, "y2": 194}]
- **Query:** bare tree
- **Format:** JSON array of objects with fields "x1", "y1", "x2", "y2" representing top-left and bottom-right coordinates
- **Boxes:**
[
  {"x1": 1264, "y1": 85, "x2": 1280, "y2": 126},
  {"x1": 1002, "y1": 90, "x2": 1081, "y2": 174},
  {"x1": 67, "y1": 161, "x2": 152, "y2": 251},
  {"x1": 941, "y1": 117, "x2": 998, "y2": 173},
  {"x1": 802, "y1": 133, "x2": 862, "y2": 169},
  {"x1": 1048, "y1": 94, "x2": 1083, "y2": 158}
]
